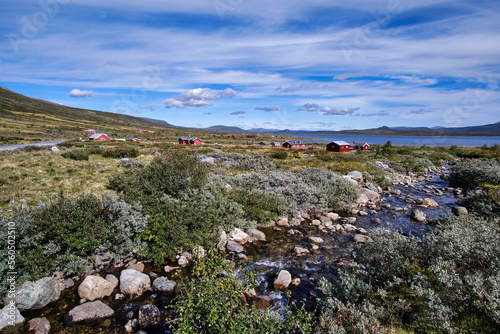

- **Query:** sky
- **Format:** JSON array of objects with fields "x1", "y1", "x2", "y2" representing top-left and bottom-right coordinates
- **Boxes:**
[{"x1": 1, "y1": 0, "x2": 499, "y2": 131}]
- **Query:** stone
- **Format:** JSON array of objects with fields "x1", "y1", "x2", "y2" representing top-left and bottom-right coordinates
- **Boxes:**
[
  {"x1": 343, "y1": 223, "x2": 357, "y2": 232},
  {"x1": 163, "y1": 266, "x2": 180, "y2": 273},
  {"x1": 253, "y1": 295, "x2": 273, "y2": 310},
  {"x1": 294, "y1": 246, "x2": 310, "y2": 256},
  {"x1": 276, "y1": 217, "x2": 289, "y2": 226},
  {"x1": 78, "y1": 275, "x2": 115, "y2": 301},
  {"x1": 452, "y1": 206, "x2": 468, "y2": 215},
  {"x1": 410, "y1": 209, "x2": 426, "y2": 222},
  {"x1": 9, "y1": 277, "x2": 62, "y2": 311},
  {"x1": 356, "y1": 193, "x2": 369, "y2": 205},
  {"x1": 364, "y1": 189, "x2": 381, "y2": 202},
  {"x1": 217, "y1": 231, "x2": 228, "y2": 251},
  {"x1": 358, "y1": 210, "x2": 369, "y2": 216},
  {"x1": 273, "y1": 270, "x2": 292, "y2": 291},
  {"x1": 357, "y1": 228, "x2": 368, "y2": 235},
  {"x1": 340, "y1": 217, "x2": 356, "y2": 224},
  {"x1": 177, "y1": 256, "x2": 189, "y2": 266},
  {"x1": 28, "y1": 317, "x2": 50, "y2": 334},
  {"x1": 354, "y1": 234, "x2": 373, "y2": 243},
  {"x1": 0, "y1": 304, "x2": 24, "y2": 331},
  {"x1": 226, "y1": 240, "x2": 245, "y2": 253},
  {"x1": 127, "y1": 262, "x2": 145, "y2": 272},
  {"x1": 347, "y1": 171, "x2": 363, "y2": 180},
  {"x1": 67, "y1": 301, "x2": 114, "y2": 324},
  {"x1": 365, "y1": 182, "x2": 379, "y2": 193},
  {"x1": 327, "y1": 212, "x2": 340, "y2": 221},
  {"x1": 310, "y1": 219, "x2": 321, "y2": 226},
  {"x1": 289, "y1": 217, "x2": 302, "y2": 226},
  {"x1": 291, "y1": 278, "x2": 301, "y2": 286},
  {"x1": 422, "y1": 198, "x2": 439, "y2": 207},
  {"x1": 308, "y1": 236, "x2": 324, "y2": 244},
  {"x1": 50, "y1": 146, "x2": 60, "y2": 153},
  {"x1": 124, "y1": 319, "x2": 138, "y2": 333},
  {"x1": 229, "y1": 228, "x2": 250, "y2": 244},
  {"x1": 152, "y1": 277, "x2": 176, "y2": 293},
  {"x1": 246, "y1": 228, "x2": 266, "y2": 242},
  {"x1": 63, "y1": 278, "x2": 75, "y2": 290},
  {"x1": 192, "y1": 246, "x2": 206, "y2": 258},
  {"x1": 138, "y1": 304, "x2": 161, "y2": 329},
  {"x1": 119, "y1": 269, "x2": 151, "y2": 299}
]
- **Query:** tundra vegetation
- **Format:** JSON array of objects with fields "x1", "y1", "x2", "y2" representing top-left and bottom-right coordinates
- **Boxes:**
[{"x1": 0, "y1": 142, "x2": 499, "y2": 333}]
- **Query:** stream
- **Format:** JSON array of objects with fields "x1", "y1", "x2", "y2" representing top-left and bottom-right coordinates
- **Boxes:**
[{"x1": 4, "y1": 165, "x2": 459, "y2": 334}]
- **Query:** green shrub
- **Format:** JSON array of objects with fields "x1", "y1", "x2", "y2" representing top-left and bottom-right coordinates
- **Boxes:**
[
  {"x1": 228, "y1": 189, "x2": 288, "y2": 223},
  {"x1": 0, "y1": 194, "x2": 147, "y2": 297},
  {"x1": 101, "y1": 147, "x2": 139, "y2": 158},
  {"x1": 172, "y1": 251, "x2": 314, "y2": 334},
  {"x1": 318, "y1": 214, "x2": 500, "y2": 333},
  {"x1": 271, "y1": 151, "x2": 289, "y2": 160},
  {"x1": 449, "y1": 159, "x2": 500, "y2": 190},
  {"x1": 61, "y1": 148, "x2": 90, "y2": 160}
]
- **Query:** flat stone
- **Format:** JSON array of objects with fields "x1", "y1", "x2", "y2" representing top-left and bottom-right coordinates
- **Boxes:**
[
  {"x1": 226, "y1": 240, "x2": 245, "y2": 253},
  {"x1": 152, "y1": 277, "x2": 176, "y2": 293},
  {"x1": 308, "y1": 236, "x2": 324, "y2": 244},
  {"x1": 67, "y1": 301, "x2": 114, "y2": 324}
]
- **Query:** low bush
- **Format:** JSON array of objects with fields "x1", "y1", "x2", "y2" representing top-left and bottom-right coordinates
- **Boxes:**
[
  {"x1": 0, "y1": 194, "x2": 147, "y2": 297},
  {"x1": 449, "y1": 159, "x2": 500, "y2": 190},
  {"x1": 318, "y1": 214, "x2": 500, "y2": 333},
  {"x1": 270, "y1": 151, "x2": 289, "y2": 160},
  {"x1": 172, "y1": 251, "x2": 314, "y2": 334},
  {"x1": 61, "y1": 148, "x2": 89, "y2": 161},
  {"x1": 101, "y1": 147, "x2": 139, "y2": 158}
]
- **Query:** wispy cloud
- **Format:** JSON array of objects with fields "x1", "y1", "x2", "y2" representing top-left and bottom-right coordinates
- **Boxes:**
[
  {"x1": 68, "y1": 89, "x2": 94, "y2": 98},
  {"x1": 231, "y1": 111, "x2": 245, "y2": 115},
  {"x1": 255, "y1": 106, "x2": 279, "y2": 112},
  {"x1": 407, "y1": 109, "x2": 432, "y2": 115}
]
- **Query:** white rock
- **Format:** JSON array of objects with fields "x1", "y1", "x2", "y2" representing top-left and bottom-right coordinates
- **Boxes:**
[
  {"x1": 229, "y1": 228, "x2": 250, "y2": 244},
  {"x1": 78, "y1": 275, "x2": 115, "y2": 301},
  {"x1": 273, "y1": 270, "x2": 292, "y2": 291},
  {"x1": 0, "y1": 304, "x2": 25, "y2": 331},
  {"x1": 119, "y1": 269, "x2": 151, "y2": 299}
]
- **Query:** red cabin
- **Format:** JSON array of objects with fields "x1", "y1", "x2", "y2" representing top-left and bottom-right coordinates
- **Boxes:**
[
  {"x1": 126, "y1": 138, "x2": 141, "y2": 142},
  {"x1": 147, "y1": 131, "x2": 155, "y2": 134},
  {"x1": 326, "y1": 141, "x2": 351, "y2": 152},
  {"x1": 82, "y1": 129, "x2": 96, "y2": 134},
  {"x1": 350, "y1": 142, "x2": 370, "y2": 151},
  {"x1": 179, "y1": 136, "x2": 201, "y2": 145},
  {"x1": 89, "y1": 133, "x2": 111, "y2": 141},
  {"x1": 135, "y1": 130, "x2": 143, "y2": 134},
  {"x1": 282, "y1": 140, "x2": 307, "y2": 149}
]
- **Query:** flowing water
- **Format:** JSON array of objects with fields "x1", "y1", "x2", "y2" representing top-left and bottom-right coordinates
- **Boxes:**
[{"x1": 6, "y1": 166, "x2": 459, "y2": 333}]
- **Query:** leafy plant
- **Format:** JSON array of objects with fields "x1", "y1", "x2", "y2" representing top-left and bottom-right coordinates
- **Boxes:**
[
  {"x1": 101, "y1": 147, "x2": 139, "y2": 158},
  {"x1": 61, "y1": 148, "x2": 90, "y2": 161}
]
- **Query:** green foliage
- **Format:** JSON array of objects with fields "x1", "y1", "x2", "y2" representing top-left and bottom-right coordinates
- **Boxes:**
[
  {"x1": 228, "y1": 189, "x2": 288, "y2": 223},
  {"x1": 318, "y1": 214, "x2": 500, "y2": 333},
  {"x1": 172, "y1": 251, "x2": 314, "y2": 334},
  {"x1": 449, "y1": 159, "x2": 500, "y2": 190},
  {"x1": 457, "y1": 186, "x2": 500, "y2": 219},
  {"x1": 271, "y1": 151, "x2": 289, "y2": 160},
  {"x1": 61, "y1": 148, "x2": 90, "y2": 160},
  {"x1": 101, "y1": 146, "x2": 139, "y2": 158},
  {"x1": 202, "y1": 150, "x2": 277, "y2": 172},
  {"x1": 0, "y1": 194, "x2": 146, "y2": 296}
]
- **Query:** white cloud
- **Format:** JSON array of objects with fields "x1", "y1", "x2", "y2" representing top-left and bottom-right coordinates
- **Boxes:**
[
  {"x1": 321, "y1": 106, "x2": 360, "y2": 116},
  {"x1": 231, "y1": 111, "x2": 246, "y2": 115},
  {"x1": 162, "y1": 88, "x2": 238, "y2": 109},
  {"x1": 297, "y1": 103, "x2": 320, "y2": 112},
  {"x1": 68, "y1": 89, "x2": 95, "y2": 98}
]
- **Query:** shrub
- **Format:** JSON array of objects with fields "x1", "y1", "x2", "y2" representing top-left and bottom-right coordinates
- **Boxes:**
[
  {"x1": 101, "y1": 147, "x2": 139, "y2": 158},
  {"x1": 172, "y1": 251, "x2": 314, "y2": 334},
  {"x1": 318, "y1": 214, "x2": 500, "y2": 333},
  {"x1": 270, "y1": 151, "x2": 289, "y2": 160},
  {"x1": 228, "y1": 189, "x2": 288, "y2": 223},
  {"x1": 449, "y1": 159, "x2": 500, "y2": 190},
  {"x1": 61, "y1": 148, "x2": 89, "y2": 161},
  {"x1": 201, "y1": 150, "x2": 277, "y2": 172},
  {"x1": 0, "y1": 194, "x2": 147, "y2": 297}
]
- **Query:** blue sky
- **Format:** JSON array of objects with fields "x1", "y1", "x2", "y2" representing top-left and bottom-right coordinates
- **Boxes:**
[{"x1": 1, "y1": 0, "x2": 499, "y2": 130}]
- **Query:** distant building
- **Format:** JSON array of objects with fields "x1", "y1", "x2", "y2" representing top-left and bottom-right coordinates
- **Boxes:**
[
  {"x1": 282, "y1": 140, "x2": 307, "y2": 149},
  {"x1": 146, "y1": 131, "x2": 155, "y2": 134},
  {"x1": 82, "y1": 129, "x2": 96, "y2": 134},
  {"x1": 351, "y1": 142, "x2": 370, "y2": 150},
  {"x1": 89, "y1": 133, "x2": 111, "y2": 141},
  {"x1": 326, "y1": 141, "x2": 351, "y2": 152},
  {"x1": 126, "y1": 138, "x2": 141, "y2": 142},
  {"x1": 179, "y1": 136, "x2": 201, "y2": 145},
  {"x1": 135, "y1": 130, "x2": 143, "y2": 134},
  {"x1": 271, "y1": 142, "x2": 282, "y2": 147}
]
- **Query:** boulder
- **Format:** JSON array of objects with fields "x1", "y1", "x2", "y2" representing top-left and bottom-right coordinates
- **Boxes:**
[
  {"x1": 177, "y1": 256, "x2": 189, "y2": 266},
  {"x1": 273, "y1": 270, "x2": 292, "y2": 291},
  {"x1": 308, "y1": 236, "x2": 324, "y2": 244},
  {"x1": 229, "y1": 228, "x2": 250, "y2": 244},
  {"x1": 105, "y1": 274, "x2": 119, "y2": 289},
  {"x1": 347, "y1": 171, "x2": 363, "y2": 180},
  {"x1": 354, "y1": 234, "x2": 373, "y2": 243},
  {"x1": 327, "y1": 212, "x2": 340, "y2": 221},
  {"x1": 138, "y1": 304, "x2": 161, "y2": 329},
  {"x1": 343, "y1": 224, "x2": 357, "y2": 232},
  {"x1": 253, "y1": 295, "x2": 273, "y2": 310},
  {"x1": 422, "y1": 198, "x2": 439, "y2": 207},
  {"x1": 67, "y1": 301, "x2": 114, "y2": 324},
  {"x1": 340, "y1": 217, "x2": 356, "y2": 224},
  {"x1": 152, "y1": 277, "x2": 177, "y2": 293},
  {"x1": 276, "y1": 217, "x2": 289, "y2": 226},
  {"x1": 294, "y1": 246, "x2": 310, "y2": 256},
  {"x1": 9, "y1": 277, "x2": 62, "y2": 311},
  {"x1": 356, "y1": 193, "x2": 369, "y2": 205},
  {"x1": 28, "y1": 317, "x2": 51, "y2": 334},
  {"x1": 78, "y1": 275, "x2": 115, "y2": 301},
  {"x1": 410, "y1": 209, "x2": 426, "y2": 222},
  {"x1": 226, "y1": 240, "x2": 245, "y2": 253},
  {"x1": 127, "y1": 262, "x2": 145, "y2": 272},
  {"x1": 452, "y1": 206, "x2": 468, "y2": 215},
  {"x1": 0, "y1": 304, "x2": 24, "y2": 331},
  {"x1": 119, "y1": 269, "x2": 151, "y2": 299},
  {"x1": 50, "y1": 146, "x2": 60, "y2": 153},
  {"x1": 246, "y1": 228, "x2": 266, "y2": 242},
  {"x1": 310, "y1": 219, "x2": 321, "y2": 226},
  {"x1": 217, "y1": 231, "x2": 228, "y2": 251},
  {"x1": 364, "y1": 189, "x2": 381, "y2": 202}
]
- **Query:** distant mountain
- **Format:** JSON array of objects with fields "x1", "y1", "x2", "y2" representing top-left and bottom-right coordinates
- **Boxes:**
[
  {"x1": 142, "y1": 117, "x2": 178, "y2": 128},
  {"x1": 201, "y1": 125, "x2": 247, "y2": 132},
  {"x1": 437, "y1": 122, "x2": 500, "y2": 134},
  {"x1": 390, "y1": 126, "x2": 433, "y2": 131}
]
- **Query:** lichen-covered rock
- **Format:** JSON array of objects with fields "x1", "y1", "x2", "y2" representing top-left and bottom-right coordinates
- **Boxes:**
[
  {"x1": 410, "y1": 209, "x2": 426, "y2": 222},
  {"x1": 229, "y1": 228, "x2": 249, "y2": 244},
  {"x1": 138, "y1": 304, "x2": 161, "y2": 329},
  {"x1": 67, "y1": 301, "x2": 114, "y2": 324},
  {"x1": 226, "y1": 240, "x2": 245, "y2": 253},
  {"x1": 246, "y1": 228, "x2": 266, "y2": 242},
  {"x1": 27, "y1": 317, "x2": 50, "y2": 334},
  {"x1": 152, "y1": 277, "x2": 177, "y2": 293},
  {"x1": 0, "y1": 304, "x2": 24, "y2": 331},
  {"x1": 452, "y1": 206, "x2": 468, "y2": 215},
  {"x1": 9, "y1": 277, "x2": 62, "y2": 311},
  {"x1": 119, "y1": 269, "x2": 151, "y2": 299}
]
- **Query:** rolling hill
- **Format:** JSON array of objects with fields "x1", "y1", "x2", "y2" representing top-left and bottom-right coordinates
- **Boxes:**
[{"x1": 0, "y1": 86, "x2": 182, "y2": 142}]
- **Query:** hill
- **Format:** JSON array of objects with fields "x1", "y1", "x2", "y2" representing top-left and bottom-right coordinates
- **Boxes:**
[{"x1": 0, "y1": 86, "x2": 182, "y2": 142}]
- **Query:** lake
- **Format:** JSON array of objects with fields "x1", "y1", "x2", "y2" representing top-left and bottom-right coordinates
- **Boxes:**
[{"x1": 288, "y1": 133, "x2": 500, "y2": 147}]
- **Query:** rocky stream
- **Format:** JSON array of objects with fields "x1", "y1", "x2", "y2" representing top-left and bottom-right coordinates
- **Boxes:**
[{"x1": 1, "y1": 164, "x2": 467, "y2": 334}]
